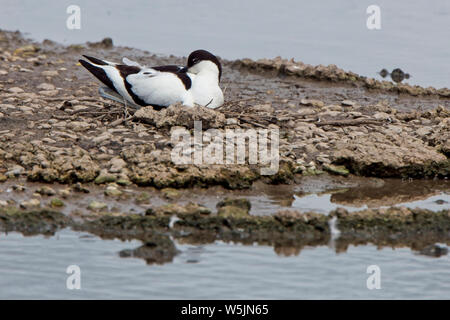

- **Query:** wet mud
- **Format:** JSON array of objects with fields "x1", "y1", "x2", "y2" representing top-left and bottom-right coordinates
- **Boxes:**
[{"x1": 1, "y1": 29, "x2": 449, "y2": 264}]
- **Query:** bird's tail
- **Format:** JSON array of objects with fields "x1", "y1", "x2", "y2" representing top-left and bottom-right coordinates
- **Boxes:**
[{"x1": 79, "y1": 55, "x2": 118, "y2": 94}]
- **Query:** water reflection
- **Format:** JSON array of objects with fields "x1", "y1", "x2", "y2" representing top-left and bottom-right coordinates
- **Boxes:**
[{"x1": 378, "y1": 68, "x2": 411, "y2": 83}]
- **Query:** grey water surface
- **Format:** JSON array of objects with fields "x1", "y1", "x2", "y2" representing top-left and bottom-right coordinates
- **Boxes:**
[
  {"x1": 1, "y1": 229, "x2": 449, "y2": 299},
  {"x1": 0, "y1": 0, "x2": 449, "y2": 88}
]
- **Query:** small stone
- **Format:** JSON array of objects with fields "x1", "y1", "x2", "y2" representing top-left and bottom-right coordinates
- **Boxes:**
[
  {"x1": 73, "y1": 182, "x2": 90, "y2": 193},
  {"x1": 217, "y1": 206, "x2": 249, "y2": 218},
  {"x1": 323, "y1": 164, "x2": 350, "y2": 177},
  {"x1": 216, "y1": 198, "x2": 251, "y2": 212},
  {"x1": 92, "y1": 132, "x2": 112, "y2": 144},
  {"x1": 341, "y1": 100, "x2": 355, "y2": 106},
  {"x1": 50, "y1": 198, "x2": 65, "y2": 207},
  {"x1": 88, "y1": 201, "x2": 108, "y2": 211},
  {"x1": 109, "y1": 157, "x2": 127, "y2": 173},
  {"x1": 104, "y1": 184, "x2": 123, "y2": 197},
  {"x1": 373, "y1": 112, "x2": 391, "y2": 121},
  {"x1": 12, "y1": 185, "x2": 26, "y2": 192},
  {"x1": 67, "y1": 121, "x2": 91, "y2": 132},
  {"x1": 36, "y1": 186, "x2": 56, "y2": 196},
  {"x1": 251, "y1": 104, "x2": 274, "y2": 113},
  {"x1": 14, "y1": 45, "x2": 40, "y2": 56},
  {"x1": 0, "y1": 200, "x2": 8, "y2": 207},
  {"x1": 36, "y1": 83, "x2": 55, "y2": 90},
  {"x1": 20, "y1": 199, "x2": 41, "y2": 209},
  {"x1": 72, "y1": 105, "x2": 89, "y2": 112},
  {"x1": 226, "y1": 118, "x2": 239, "y2": 125},
  {"x1": 94, "y1": 172, "x2": 116, "y2": 184},
  {"x1": 116, "y1": 178, "x2": 132, "y2": 186},
  {"x1": 39, "y1": 89, "x2": 59, "y2": 97},
  {"x1": 300, "y1": 99, "x2": 324, "y2": 108},
  {"x1": 41, "y1": 70, "x2": 58, "y2": 77},
  {"x1": 18, "y1": 106, "x2": 33, "y2": 113},
  {"x1": 161, "y1": 188, "x2": 180, "y2": 200},
  {"x1": 58, "y1": 188, "x2": 71, "y2": 198},
  {"x1": 136, "y1": 192, "x2": 151, "y2": 204},
  {"x1": 8, "y1": 87, "x2": 24, "y2": 94},
  {"x1": 6, "y1": 165, "x2": 25, "y2": 177},
  {"x1": 416, "y1": 127, "x2": 432, "y2": 137},
  {"x1": 0, "y1": 174, "x2": 7, "y2": 182}
]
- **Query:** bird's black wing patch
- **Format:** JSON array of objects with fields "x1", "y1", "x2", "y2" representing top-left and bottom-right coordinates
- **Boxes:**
[
  {"x1": 175, "y1": 72, "x2": 192, "y2": 90},
  {"x1": 79, "y1": 59, "x2": 118, "y2": 94},
  {"x1": 82, "y1": 55, "x2": 109, "y2": 66},
  {"x1": 115, "y1": 64, "x2": 148, "y2": 106},
  {"x1": 116, "y1": 64, "x2": 141, "y2": 78},
  {"x1": 153, "y1": 65, "x2": 183, "y2": 73}
]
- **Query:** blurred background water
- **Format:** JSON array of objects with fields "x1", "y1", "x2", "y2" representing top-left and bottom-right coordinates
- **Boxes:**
[
  {"x1": 1, "y1": 230, "x2": 449, "y2": 299},
  {"x1": 0, "y1": 0, "x2": 449, "y2": 88}
]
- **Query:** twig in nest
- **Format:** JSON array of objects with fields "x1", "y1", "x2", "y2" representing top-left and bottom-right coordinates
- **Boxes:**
[
  {"x1": 238, "y1": 117, "x2": 267, "y2": 128},
  {"x1": 109, "y1": 115, "x2": 136, "y2": 127},
  {"x1": 44, "y1": 96, "x2": 105, "y2": 103},
  {"x1": 316, "y1": 119, "x2": 383, "y2": 127},
  {"x1": 204, "y1": 98, "x2": 214, "y2": 108}
]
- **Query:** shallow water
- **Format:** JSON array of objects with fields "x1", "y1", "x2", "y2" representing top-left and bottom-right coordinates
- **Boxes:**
[
  {"x1": 1, "y1": 0, "x2": 449, "y2": 88},
  {"x1": 0, "y1": 178, "x2": 448, "y2": 216},
  {"x1": 0, "y1": 229, "x2": 449, "y2": 299}
]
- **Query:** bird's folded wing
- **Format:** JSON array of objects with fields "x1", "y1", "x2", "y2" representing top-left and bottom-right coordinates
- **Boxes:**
[
  {"x1": 122, "y1": 57, "x2": 145, "y2": 68},
  {"x1": 98, "y1": 86, "x2": 142, "y2": 109}
]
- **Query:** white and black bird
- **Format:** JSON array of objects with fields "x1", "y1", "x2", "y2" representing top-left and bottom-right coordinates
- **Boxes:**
[{"x1": 78, "y1": 49, "x2": 224, "y2": 109}]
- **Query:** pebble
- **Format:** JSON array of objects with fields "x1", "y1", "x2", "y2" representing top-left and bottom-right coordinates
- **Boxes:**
[
  {"x1": 95, "y1": 171, "x2": 117, "y2": 184},
  {"x1": 39, "y1": 89, "x2": 59, "y2": 96},
  {"x1": 109, "y1": 157, "x2": 127, "y2": 173},
  {"x1": 50, "y1": 198, "x2": 65, "y2": 207},
  {"x1": 36, "y1": 83, "x2": 56, "y2": 90},
  {"x1": 373, "y1": 112, "x2": 391, "y2": 121},
  {"x1": 73, "y1": 183, "x2": 90, "y2": 193},
  {"x1": 136, "y1": 192, "x2": 151, "y2": 204},
  {"x1": 36, "y1": 186, "x2": 56, "y2": 196},
  {"x1": 8, "y1": 87, "x2": 24, "y2": 94},
  {"x1": 71, "y1": 105, "x2": 89, "y2": 112},
  {"x1": 18, "y1": 106, "x2": 33, "y2": 113},
  {"x1": 92, "y1": 132, "x2": 112, "y2": 144},
  {"x1": 20, "y1": 198, "x2": 41, "y2": 209},
  {"x1": 341, "y1": 100, "x2": 355, "y2": 106},
  {"x1": 41, "y1": 70, "x2": 58, "y2": 77},
  {"x1": 6, "y1": 166, "x2": 25, "y2": 177},
  {"x1": 67, "y1": 121, "x2": 91, "y2": 132},
  {"x1": 416, "y1": 127, "x2": 432, "y2": 137},
  {"x1": 104, "y1": 184, "x2": 123, "y2": 197},
  {"x1": 88, "y1": 200, "x2": 107, "y2": 211},
  {"x1": 300, "y1": 99, "x2": 324, "y2": 108}
]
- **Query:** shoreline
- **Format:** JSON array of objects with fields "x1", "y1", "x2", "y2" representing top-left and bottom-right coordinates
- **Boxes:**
[
  {"x1": 0, "y1": 30, "x2": 448, "y2": 188},
  {"x1": 0, "y1": 29, "x2": 449, "y2": 254}
]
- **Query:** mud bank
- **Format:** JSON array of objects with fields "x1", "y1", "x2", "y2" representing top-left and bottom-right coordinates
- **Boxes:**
[
  {"x1": 1, "y1": 203, "x2": 449, "y2": 263},
  {"x1": 233, "y1": 57, "x2": 450, "y2": 98},
  {"x1": 0, "y1": 30, "x2": 449, "y2": 190}
]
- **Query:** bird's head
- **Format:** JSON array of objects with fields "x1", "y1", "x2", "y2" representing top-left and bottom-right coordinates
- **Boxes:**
[{"x1": 186, "y1": 49, "x2": 222, "y2": 82}]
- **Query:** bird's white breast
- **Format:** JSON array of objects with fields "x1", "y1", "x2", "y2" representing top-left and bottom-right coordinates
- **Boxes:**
[{"x1": 188, "y1": 73, "x2": 224, "y2": 109}]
